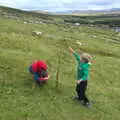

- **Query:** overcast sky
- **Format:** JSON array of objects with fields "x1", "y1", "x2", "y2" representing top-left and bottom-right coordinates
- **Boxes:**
[{"x1": 0, "y1": 0, "x2": 120, "y2": 12}]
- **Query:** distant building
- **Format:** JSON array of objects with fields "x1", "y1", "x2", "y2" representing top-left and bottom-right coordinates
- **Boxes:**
[
  {"x1": 75, "y1": 23, "x2": 80, "y2": 26},
  {"x1": 115, "y1": 28, "x2": 120, "y2": 32}
]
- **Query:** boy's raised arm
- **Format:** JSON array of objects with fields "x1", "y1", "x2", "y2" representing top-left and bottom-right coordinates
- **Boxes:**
[
  {"x1": 69, "y1": 46, "x2": 80, "y2": 62},
  {"x1": 69, "y1": 47, "x2": 75, "y2": 54}
]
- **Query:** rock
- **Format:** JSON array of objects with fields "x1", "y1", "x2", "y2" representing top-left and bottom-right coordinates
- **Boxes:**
[
  {"x1": 90, "y1": 24, "x2": 94, "y2": 27},
  {"x1": 76, "y1": 40, "x2": 82, "y2": 46},
  {"x1": 24, "y1": 21, "x2": 27, "y2": 24},
  {"x1": 32, "y1": 31, "x2": 42, "y2": 36},
  {"x1": 92, "y1": 35, "x2": 97, "y2": 38},
  {"x1": 39, "y1": 21, "x2": 43, "y2": 24}
]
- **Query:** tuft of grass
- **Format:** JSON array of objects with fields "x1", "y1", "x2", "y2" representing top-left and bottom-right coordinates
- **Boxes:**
[{"x1": 0, "y1": 15, "x2": 120, "y2": 120}]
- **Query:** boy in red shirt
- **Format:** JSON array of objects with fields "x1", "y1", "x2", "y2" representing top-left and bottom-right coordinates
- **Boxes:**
[{"x1": 29, "y1": 60, "x2": 50, "y2": 85}]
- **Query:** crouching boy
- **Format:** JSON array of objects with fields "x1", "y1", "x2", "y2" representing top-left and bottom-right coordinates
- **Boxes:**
[{"x1": 29, "y1": 60, "x2": 50, "y2": 85}]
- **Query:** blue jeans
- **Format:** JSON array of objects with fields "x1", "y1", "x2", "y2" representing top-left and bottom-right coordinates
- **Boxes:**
[{"x1": 29, "y1": 66, "x2": 40, "y2": 81}]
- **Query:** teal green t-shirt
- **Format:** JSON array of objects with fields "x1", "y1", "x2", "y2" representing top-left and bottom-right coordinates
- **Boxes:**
[{"x1": 73, "y1": 52, "x2": 90, "y2": 81}]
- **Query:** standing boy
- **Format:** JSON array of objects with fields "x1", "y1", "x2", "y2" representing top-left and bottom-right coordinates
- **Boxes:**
[{"x1": 69, "y1": 47, "x2": 92, "y2": 107}]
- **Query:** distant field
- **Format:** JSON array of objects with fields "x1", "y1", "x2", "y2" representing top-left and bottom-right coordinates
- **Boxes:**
[
  {"x1": 69, "y1": 11, "x2": 120, "y2": 16},
  {"x1": 54, "y1": 11, "x2": 120, "y2": 27}
]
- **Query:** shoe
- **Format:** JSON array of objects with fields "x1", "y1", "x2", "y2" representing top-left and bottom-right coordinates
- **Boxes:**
[{"x1": 83, "y1": 102, "x2": 91, "y2": 108}]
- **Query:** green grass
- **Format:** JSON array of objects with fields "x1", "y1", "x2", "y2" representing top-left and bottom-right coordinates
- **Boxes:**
[{"x1": 0, "y1": 14, "x2": 120, "y2": 120}]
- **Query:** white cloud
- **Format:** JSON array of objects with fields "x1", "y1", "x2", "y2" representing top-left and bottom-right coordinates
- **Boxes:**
[
  {"x1": 0, "y1": 0, "x2": 120, "y2": 11},
  {"x1": 0, "y1": 0, "x2": 29, "y2": 8}
]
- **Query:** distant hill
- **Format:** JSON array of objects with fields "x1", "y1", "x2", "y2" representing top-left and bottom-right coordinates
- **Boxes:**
[
  {"x1": 0, "y1": 5, "x2": 120, "y2": 27},
  {"x1": 110, "y1": 8, "x2": 120, "y2": 12},
  {"x1": 0, "y1": 5, "x2": 55, "y2": 21},
  {"x1": 54, "y1": 8, "x2": 120, "y2": 14}
]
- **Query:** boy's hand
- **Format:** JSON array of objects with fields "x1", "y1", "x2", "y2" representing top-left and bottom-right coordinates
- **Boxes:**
[
  {"x1": 69, "y1": 46, "x2": 75, "y2": 53},
  {"x1": 76, "y1": 80, "x2": 81, "y2": 84},
  {"x1": 44, "y1": 77, "x2": 49, "y2": 80},
  {"x1": 44, "y1": 75, "x2": 50, "y2": 80}
]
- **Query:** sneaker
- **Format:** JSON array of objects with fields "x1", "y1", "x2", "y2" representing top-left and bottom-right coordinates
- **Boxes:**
[{"x1": 84, "y1": 102, "x2": 91, "y2": 108}]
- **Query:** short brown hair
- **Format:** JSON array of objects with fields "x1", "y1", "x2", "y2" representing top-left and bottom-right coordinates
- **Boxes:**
[{"x1": 81, "y1": 53, "x2": 92, "y2": 63}]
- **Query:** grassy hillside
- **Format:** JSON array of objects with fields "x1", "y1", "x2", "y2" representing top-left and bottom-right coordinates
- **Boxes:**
[
  {"x1": 0, "y1": 7, "x2": 120, "y2": 120},
  {"x1": 0, "y1": 5, "x2": 53, "y2": 19}
]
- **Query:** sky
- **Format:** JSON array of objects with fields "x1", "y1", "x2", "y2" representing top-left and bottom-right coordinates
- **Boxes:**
[{"x1": 0, "y1": 0, "x2": 120, "y2": 12}]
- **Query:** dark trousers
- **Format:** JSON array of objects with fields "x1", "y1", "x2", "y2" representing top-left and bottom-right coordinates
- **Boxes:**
[
  {"x1": 76, "y1": 81, "x2": 89, "y2": 104},
  {"x1": 29, "y1": 66, "x2": 40, "y2": 82}
]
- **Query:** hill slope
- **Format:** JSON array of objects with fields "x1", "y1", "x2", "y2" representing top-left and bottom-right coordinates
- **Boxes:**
[{"x1": 0, "y1": 7, "x2": 120, "y2": 120}]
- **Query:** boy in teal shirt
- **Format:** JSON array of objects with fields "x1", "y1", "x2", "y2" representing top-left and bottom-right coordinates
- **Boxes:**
[{"x1": 69, "y1": 47, "x2": 92, "y2": 107}]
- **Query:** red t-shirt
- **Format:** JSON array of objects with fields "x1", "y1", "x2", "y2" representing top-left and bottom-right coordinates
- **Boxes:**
[{"x1": 31, "y1": 60, "x2": 48, "y2": 81}]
